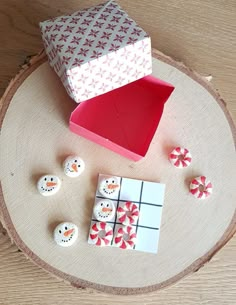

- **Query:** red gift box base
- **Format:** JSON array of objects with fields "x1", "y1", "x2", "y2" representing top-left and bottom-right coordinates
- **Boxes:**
[{"x1": 69, "y1": 75, "x2": 174, "y2": 161}]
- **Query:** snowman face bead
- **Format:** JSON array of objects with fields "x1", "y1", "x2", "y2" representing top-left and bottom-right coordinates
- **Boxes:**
[
  {"x1": 37, "y1": 175, "x2": 61, "y2": 196},
  {"x1": 53, "y1": 222, "x2": 78, "y2": 247},
  {"x1": 99, "y1": 176, "x2": 120, "y2": 198},
  {"x1": 93, "y1": 199, "x2": 115, "y2": 221},
  {"x1": 63, "y1": 156, "x2": 85, "y2": 177}
]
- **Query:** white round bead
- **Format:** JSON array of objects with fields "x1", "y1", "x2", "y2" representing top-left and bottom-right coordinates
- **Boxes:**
[
  {"x1": 53, "y1": 222, "x2": 78, "y2": 247},
  {"x1": 98, "y1": 176, "x2": 120, "y2": 198},
  {"x1": 93, "y1": 199, "x2": 115, "y2": 221},
  {"x1": 63, "y1": 156, "x2": 85, "y2": 177},
  {"x1": 37, "y1": 175, "x2": 61, "y2": 196}
]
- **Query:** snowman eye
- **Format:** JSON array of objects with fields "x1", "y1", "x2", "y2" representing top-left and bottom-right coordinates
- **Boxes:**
[
  {"x1": 112, "y1": 180, "x2": 115, "y2": 183},
  {"x1": 44, "y1": 178, "x2": 47, "y2": 181},
  {"x1": 107, "y1": 203, "x2": 109, "y2": 207},
  {"x1": 106, "y1": 180, "x2": 108, "y2": 183},
  {"x1": 65, "y1": 226, "x2": 68, "y2": 230},
  {"x1": 101, "y1": 203, "x2": 103, "y2": 206},
  {"x1": 51, "y1": 178, "x2": 53, "y2": 181},
  {"x1": 78, "y1": 165, "x2": 81, "y2": 167},
  {"x1": 59, "y1": 230, "x2": 62, "y2": 234},
  {"x1": 74, "y1": 160, "x2": 77, "y2": 163}
]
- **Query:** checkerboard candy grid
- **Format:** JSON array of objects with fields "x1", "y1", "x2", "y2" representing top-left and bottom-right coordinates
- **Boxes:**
[{"x1": 88, "y1": 174, "x2": 165, "y2": 253}]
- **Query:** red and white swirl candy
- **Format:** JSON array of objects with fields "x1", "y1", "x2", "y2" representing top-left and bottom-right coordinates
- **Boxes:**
[
  {"x1": 169, "y1": 147, "x2": 192, "y2": 168},
  {"x1": 190, "y1": 176, "x2": 213, "y2": 199},
  {"x1": 114, "y1": 226, "x2": 137, "y2": 250},
  {"x1": 89, "y1": 222, "x2": 113, "y2": 246},
  {"x1": 117, "y1": 201, "x2": 140, "y2": 225}
]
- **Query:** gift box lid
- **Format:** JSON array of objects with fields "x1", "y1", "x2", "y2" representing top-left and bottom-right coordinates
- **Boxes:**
[
  {"x1": 40, "y1": 0, "x2": 149, "y2": 68},
  {"x1": 40, "y1": 0, "x2": 152, "y2": 103}
]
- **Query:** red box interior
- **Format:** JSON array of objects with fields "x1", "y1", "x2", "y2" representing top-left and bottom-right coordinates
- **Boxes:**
[{"x1": 70, "y1": 75, "x2": 174, "y2": 161}]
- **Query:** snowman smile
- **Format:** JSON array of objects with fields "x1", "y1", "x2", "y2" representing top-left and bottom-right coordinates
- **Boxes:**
[
  {"x1": 66, "y1": 163, "x2": 78, "y2": 173},
  {"x1": 98, "y1": 211, "x2": 112, "y2": 219},
  {"x1": 61, "y1": 233, "x2": 74, "y2": 243},
  {"x1": 41, "y1": 186, "x2": 56, "y2": 192},
  {"x1": 66, "y1": 166, "x2": 76, "y2": 173},
  {"x1": 102, "y1": 188, "x2": 116, "y2": 195}
]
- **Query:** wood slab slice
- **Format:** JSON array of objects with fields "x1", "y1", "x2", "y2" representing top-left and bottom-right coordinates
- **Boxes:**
[{"x1": 0, "y1": 49, "x2": 235, "y2": 295}]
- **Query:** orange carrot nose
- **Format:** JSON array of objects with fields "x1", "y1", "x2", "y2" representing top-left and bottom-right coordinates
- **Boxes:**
[
  {"x1": 46, "y1": 182, "x2": 57, "y2": 187},
  {"x1": 64, "y1": 228, "x2": 74, "y2": 237},
  {"x1": 71, "y1": 163, "x2": 78, "y2": 172},
  {"x1": 102, "y1": 207, "x2": 112, "y2": 213},
  {"x1": 108, "y1": 184, "x2": 119, "y2": 190}
]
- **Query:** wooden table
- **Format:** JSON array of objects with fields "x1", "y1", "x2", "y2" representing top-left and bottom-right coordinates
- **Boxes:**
[{"x1": 0, "y1": 1, "x2": 235, "y2": 304}]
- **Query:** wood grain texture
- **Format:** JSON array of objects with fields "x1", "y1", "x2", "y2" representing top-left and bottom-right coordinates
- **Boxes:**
[
  {"x1": 0, "y1": 0, "x2": 236, "y2": 304},
  {"x1": 1, "y1": 49, "x2": 235, "y2": 294}
]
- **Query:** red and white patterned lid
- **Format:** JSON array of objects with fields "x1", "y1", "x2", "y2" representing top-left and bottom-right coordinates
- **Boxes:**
[{"x1": 40, "y1": 1, "x2": 149, "y2": 70}]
